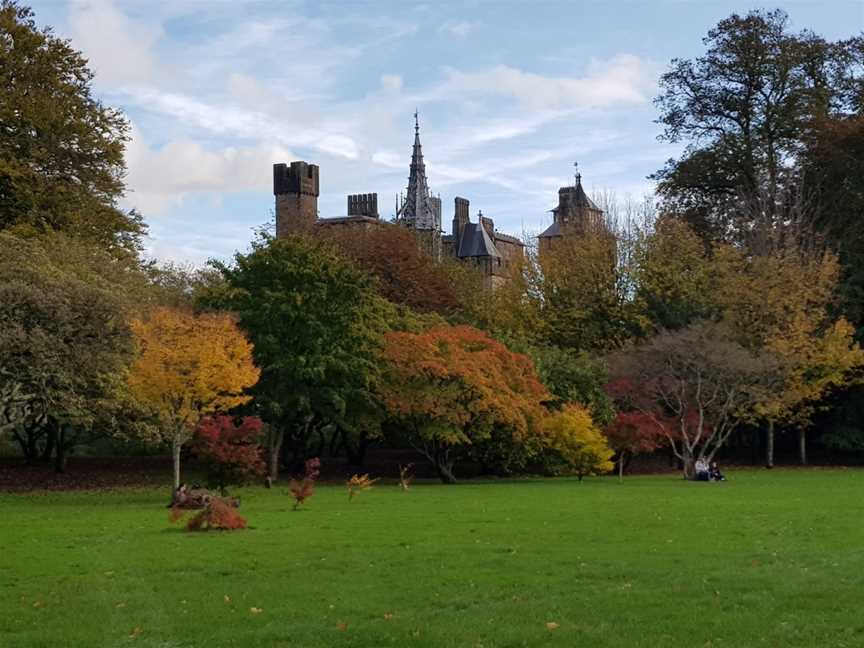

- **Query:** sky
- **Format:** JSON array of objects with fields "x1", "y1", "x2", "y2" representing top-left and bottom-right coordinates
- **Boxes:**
[{"x1": 29, "y1": 0, "x2": 864, "y2": 265}]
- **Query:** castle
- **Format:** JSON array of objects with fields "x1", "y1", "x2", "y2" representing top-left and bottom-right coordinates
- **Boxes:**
[{"x1": 273, "y1": 115, "x2": 603, "y2": 287}]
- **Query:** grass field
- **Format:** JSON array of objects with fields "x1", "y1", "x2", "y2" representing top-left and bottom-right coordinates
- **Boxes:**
[{"x1": 2, "y1": 469, "x2": 863, "y2": 647}]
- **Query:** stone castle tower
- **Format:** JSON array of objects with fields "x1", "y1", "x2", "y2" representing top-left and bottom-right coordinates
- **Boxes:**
[
  {"x1": 396, "y1": 112, "x2": 442, "y2": 259},
  {"x1": 537, "y1": 164, "x2": 604, "y2": 254},
  {"x1": 273, "y1": 161, "x2": 320, "y2": 236}
]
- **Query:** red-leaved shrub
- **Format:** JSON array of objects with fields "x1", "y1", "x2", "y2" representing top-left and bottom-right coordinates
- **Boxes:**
[
  {"x1": 170, "y1": 498, "x2": 247, "y2": 531},
  {"x1": 289, "y1": 458, "x2": 320, "y2": 510},
  {"x1": 194, "y1": 415, "x2": 266, "y2": 494}
]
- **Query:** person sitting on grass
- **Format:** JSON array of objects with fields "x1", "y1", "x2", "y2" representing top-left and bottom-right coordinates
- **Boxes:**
[
  {"x1": 709, "y1": 461, "x2": 726, "y2": 482},
  {"x1": 694, "y1": 458, "x2": 710, "y2": 481}
]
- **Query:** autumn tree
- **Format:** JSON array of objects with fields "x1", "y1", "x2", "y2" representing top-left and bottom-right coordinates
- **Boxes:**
[
  {"x1": 194, "y1": 416, "x2": 266, "y2": 495},
  {"x1": 608, "y1": 322, "x2": 778, "y2": 479},
  {"x1": 604, "y1": 413, "x2": 666, "y2": 481},
  {"x1": 209, "y1": 234, "x2": 394, "y2": 479},
  {"x1": 539, "y1": 228, "x2": 639, "y2": 352},
  {"x1": 712, "y1": 248, "x2": 864, "y2": 465},
  {"x1": 381, "y1": 325, "x2": 551, "y2": 483},
  {"x1": 323, "y1": 224, "x2": 470, "y2": 316},
  {"x1": 541, "y1": 405, "x2": 614, "y2": 480},
  {"x1": 0, "y1": 1, "x2": 144, "y2": 255},
  {"x1": 128, "y1": 307, "x2": 259, "y2": 489}
]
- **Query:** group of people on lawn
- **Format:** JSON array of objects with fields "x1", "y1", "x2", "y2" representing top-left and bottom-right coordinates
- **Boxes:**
[{"x1": 695, "y1": 458, "x2": 725, "y2": 481}]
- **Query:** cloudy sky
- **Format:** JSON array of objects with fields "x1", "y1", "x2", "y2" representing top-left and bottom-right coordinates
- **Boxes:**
[{"x1": 30, "y1": 0, "x2": 864, "y2": 264}]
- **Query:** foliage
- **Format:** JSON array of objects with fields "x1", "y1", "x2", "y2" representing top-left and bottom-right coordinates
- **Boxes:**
[
  {"x1": 289, "y1": 457, "x2": 321, "y2": 510},
  {"x1": 540, "y1": 405, "x2": 614, "y2": 480},
  {"x1": 128, "y1": 307, "x2": 259, "y2": 488},
  {"x1": 170, "y1": 498, "x2": 247, "y2": 532},
  {"x1": 209, "y1": 234, "x2": 394, "y2": 478},
  {"x1": 194, "y1": 416, "x2": 266, "y2": 495},
  {"x1": 632, "y1": 217, "x2": 714, "y2": 332},
  {"x1": 607, "y1": 322, "x2": 779, "y2": 478},
  {"x1": 346, "y1": 474, "x2": 378, "y2": 501},
  {"x1": 530, "y1": 345, "x2": 615, "y2": 426},
  {"x1": 323, "y1": 224, "x2": 468, "y2": 316},
  {"x1": 539, "y1": 228, "x2": 640, "y2": 352},
  {"x1": 0, "y1": 232, "x2": 135, "y2": 470},
  {"x1": 604, "y1": 412, "x2": 667, "y2": 480},
  {"x1": 381, "y1": 325, "x2": 551, "y2": 483},
  {"x1": 0, "y1": 1, "x2": 144, "y2": 255}
]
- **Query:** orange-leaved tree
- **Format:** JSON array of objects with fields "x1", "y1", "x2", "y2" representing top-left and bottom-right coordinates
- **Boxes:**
[
  {"x1": 381, "y1": 325, "x2": 550, "y2": 483},
  {"x1": 128, "y1": 307, "x2": 260, "y2": 489}
]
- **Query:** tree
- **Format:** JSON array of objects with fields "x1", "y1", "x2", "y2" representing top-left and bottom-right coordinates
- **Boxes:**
[
  {"x1": 381, "y1": 325, "x2": 550, "y2": 483},
  {"x1": 541, "y1": 405, "x2": 614, "y2": 480},
  {"x1": 0, "y1": 232, "x2": 135, "y2": 471},
  {"x1": 194, "y1": 416, "x2": 266, "y2": 495},
  {"x1": 0, "y1": 2, "x2": 144, "y2": 254},
  {"x1": 128, "y1": 307, "x2": 259, "y2": 489},
  {"x1": 209, "y1": 234, "x2": 394, "y2": 480},
  {"x1": 539, "y1": 228, "x2": 640, "y2": 352},
  {"x1": 607, "y1": 322, "x2": 778, "y2": 479},
  {"x1": 713, "y1": 247, "x2": 864, "y2": 465},
  {"x1": 604, "y1": 412, "x2": 666, "y2": 481},
  {"x1": 323, "y1": 224, "x2": 469, "y2": 316},
  {"x1": 653, "y1": 9, "x2": 862, "y2": 248}
]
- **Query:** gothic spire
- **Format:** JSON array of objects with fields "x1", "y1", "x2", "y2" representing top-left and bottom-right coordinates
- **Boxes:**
[{"x1": 397, "y1": 112, "x2": 440, "y2": 232}]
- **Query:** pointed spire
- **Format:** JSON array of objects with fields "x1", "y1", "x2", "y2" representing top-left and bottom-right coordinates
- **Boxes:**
[
  {"x1": 574, "y1": 160, "x2": 581, "y2": 186},
  {"x1": 397, "y1": 111, "x2": 440, "y2": 232}
]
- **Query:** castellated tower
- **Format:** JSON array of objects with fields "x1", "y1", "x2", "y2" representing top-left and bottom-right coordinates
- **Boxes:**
[{"x1": 273, "y1": 161, "x2": 320, "y2": 237}]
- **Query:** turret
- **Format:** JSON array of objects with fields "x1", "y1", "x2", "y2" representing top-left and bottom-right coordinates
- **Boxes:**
[{"x1": 273, "y1": 161, "x2": 320, "y2": 237}]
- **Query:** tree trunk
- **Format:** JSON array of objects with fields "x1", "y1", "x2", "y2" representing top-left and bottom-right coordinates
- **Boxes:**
[
  {"x1": 617, "y1": 451, "x2": 626, "y2": 482},
  {"x1": 765, "y1": 421, "x2": 775, "y2": 469},
  {"x1": 53, "y1": 422, "x2": 66, "y2": 473},
  {"x1": 798, "y1": 428, "x2": 807, "y2": 466},
  {"x1": 435, "y1": 460, "x2": 457, "y2": 484},
  {"x1": 172, "y1": 435, "x2": 182, "y2": 490},
  {"x1": 682, "y1": 454, "x2": 695, "y2": 480},
  {"x1": 268, "y1": 427, "x2": 284, "y2": 482},
  {"x1": 42, "y1": 424, "x2": 56, "y2": 463}
]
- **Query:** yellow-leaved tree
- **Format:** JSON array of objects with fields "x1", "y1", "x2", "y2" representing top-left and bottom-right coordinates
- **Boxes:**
[
  {"x1": 128, "y1": 307, "x2": 260, "y2": 489},
  {"x1": 542, "y1": 405, "x2": 614, "y2": 480},
  {"x1": 713, "y1": 249, "x2": 864, "y2": 465}
]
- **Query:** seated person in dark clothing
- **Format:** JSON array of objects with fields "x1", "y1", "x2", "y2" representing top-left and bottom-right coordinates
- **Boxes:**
[{"x1": 709, "y1": 461, "x2": 725, "y2": 481}]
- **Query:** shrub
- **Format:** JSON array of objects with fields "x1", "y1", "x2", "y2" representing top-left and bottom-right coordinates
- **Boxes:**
[
  {"x1": 169, "y1": 498, "x2": 247, "y2": 531},
  {"x1": 347, "y1": 474, "x2": 378, "y2": 501},
  {"x1": 289, "y1": 458, "x2": 321, "y2": 510}
]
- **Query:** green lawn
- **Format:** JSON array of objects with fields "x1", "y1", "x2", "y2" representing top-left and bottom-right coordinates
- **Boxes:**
[{"x1": 2, "y1": 470, "x2": 863, "y2": 647}]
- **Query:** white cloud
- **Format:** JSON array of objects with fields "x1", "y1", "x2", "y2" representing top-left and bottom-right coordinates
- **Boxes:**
[
  {"x1": 123, "y1": 123, "x2": 294, "y2": 215},
  {"x1": 442, "y1": 55, "x2": 657, "y2": 111},
  {"x1": 439, "y1": 20, "x2": 475, "y2": 38},
  {"x1": 68, "y1": 0, "x2": 162, "y2": 85},
  {"x1": 380, "y1": 74, "x2": 403, "y2": 92}
]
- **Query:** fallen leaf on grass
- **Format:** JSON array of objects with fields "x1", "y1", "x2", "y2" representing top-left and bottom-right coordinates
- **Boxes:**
[
  {"x1": 546, "y1": 622, "x2": 559, "y2": 630},
  {"x1": 224, "y1": 595, "x2": 231, "y2": 604},
  {"x1": 337, "y1": 622, "x2": 348, "y2": 631},
  {"x1": 250, "y1": 607, "x2": 263, "y2": 614},
  {"x1": 32, "y1": 601, "x2": 44, "y2": 609},
  {"x1": 129, "y1": 627, "x2": 142, "y2": 639},
  {"x1": 115, "y1": 602, "x2": 126, "y2": 609},
  {"x1": 383, "y1": 613, "x2": 393, "y2": 620}
]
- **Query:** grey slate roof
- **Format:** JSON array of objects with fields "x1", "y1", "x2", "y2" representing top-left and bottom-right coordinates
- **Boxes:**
[
  {"x1": 457, "y1": 223, "x2": 501, "y2": 258},
  {"x1": 494, "y1": 232, "x2": 524, "y2": 246},
  {"x1": 538, "y1": 222, "x2": 563, "y2": 238}
]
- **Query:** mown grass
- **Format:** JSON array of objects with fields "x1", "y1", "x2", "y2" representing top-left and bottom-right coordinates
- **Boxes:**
[{"x1": 1, "y1": 469, "x2": 863, "y2": 647}]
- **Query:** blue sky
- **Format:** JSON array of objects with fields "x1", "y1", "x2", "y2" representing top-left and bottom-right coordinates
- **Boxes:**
[{"x1": 30, "y1": 0, "x2": 864, "y2": 264}]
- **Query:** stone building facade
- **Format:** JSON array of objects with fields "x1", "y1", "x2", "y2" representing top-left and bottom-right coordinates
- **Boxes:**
[{"x1": 273, "y1": 114, "x2": 525, "y2": 288}]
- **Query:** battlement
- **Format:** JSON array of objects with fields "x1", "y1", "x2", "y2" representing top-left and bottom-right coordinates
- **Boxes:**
[
  {"x1": 273, "y1": 161, "x2": 319, "y2": 197},
  {"x1": 347, "y1": 193, "x2": 379, "y2": 218}
]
